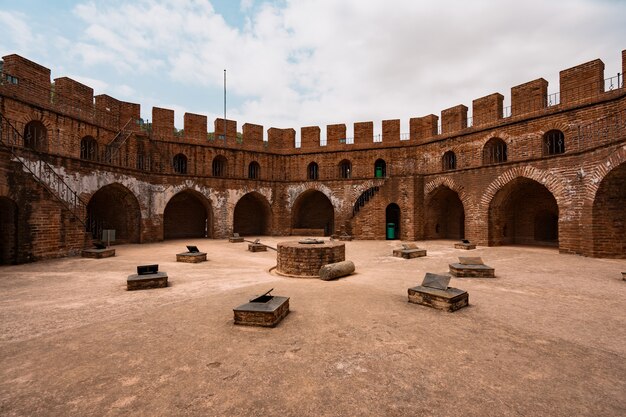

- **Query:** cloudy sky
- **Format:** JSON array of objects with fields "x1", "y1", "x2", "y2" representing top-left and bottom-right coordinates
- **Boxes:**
[{"x1": 1, "y1": 0, "x2": 625, "y2": 137}]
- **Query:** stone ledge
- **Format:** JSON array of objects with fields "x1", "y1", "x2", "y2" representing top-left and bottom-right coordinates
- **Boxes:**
[
  {"x1": 233, "y1": 296, "x2": 290, "y2": 327},
  {"x1": 176, "y1": 252, "x2": 207, "y2": 263},
  {"x1": 393, "y1": 249, "x2": 427, "y2": 259},
  {"x1": 81, "y1": 248, "x2": 115, "y2": 259},
  {"x1": 248, "y1": 243, "x2": 267, "y2": 252},
  {"x1": 127, "y1": 272, "x2": 168, "y2": 291},
  {"x1": 454, "y1": 242, "x2": 476, "y2": 250},
  {"x1": 408, "y1": 286, "x2": 468, "y2": 312},
  {"x1": 449, "y1": 263, "x2": 495, "y2": 278}
]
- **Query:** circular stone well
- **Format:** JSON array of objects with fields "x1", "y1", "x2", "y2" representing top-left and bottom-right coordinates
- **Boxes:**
[{"x1": 276, "y1": 240, "x2": 345, "y2": 278}]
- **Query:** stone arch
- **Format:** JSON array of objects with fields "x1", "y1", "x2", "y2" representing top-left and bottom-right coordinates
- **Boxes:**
[
  {"x1": 291, "y1": 189, "x2": 335, "y2": 236},
  {"x1": 487, "y1": 177, "x2": 559, "y2": 247},
  {"x1": 163, "y1": 189, "x2": 212, "y2": 239},
  {"x1": 233, "y1": 192, "x2": 272, "y2": 236},
  {"x1": 586, "y1": 146, "x2": 626, "y2": 204},
  {"x1": 87, "y1": 183, "x2": 141, "y2": 243},
  {"x1": 424, "y1": 176, "x2": 472, "y2": 211},
  {"x1": 480, "y1": 166, "x2": 567, "y2": 214},
  {"x1": 591, "y1": 161, "x2": 626, "y2": 258},
  {"x1": 0, "y1": 196, "x2": 19, "y2": 265},
  {"x1": 424, "y1": 185, "x2": 465, "y2": 239}
]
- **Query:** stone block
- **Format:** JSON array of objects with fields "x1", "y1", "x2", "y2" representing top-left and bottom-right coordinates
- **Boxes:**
[
  {"x1": 229, "y1": 234, "x2": 244, "y2": 243},
  {"x1": 248, "y1": 243, "x2": 267, "y2": 252},
  {"x1": 81, "y1": 248, "x2": 115, "y2": 259},
  {"x1": 408, "y1": 285, "x2": 468, "y2": 312},
  {"x1": 454, "y1": 242, "x2": 476, "y2": 250},
  {"x1": 393, "y1": 243, "x2": 426, "y2": 259},
  {"x1": 127, "y1": 272, "x2": 168, "y2": 290},
  {"x1": 176, "y1": 252, "x2": 207, "y2": 263},
  {"x1": 233, "y1": 296, "x2": 290, "y2": 327},
  {"x1": 449, "y1": 263, "x2": 495, "y2": 278}
]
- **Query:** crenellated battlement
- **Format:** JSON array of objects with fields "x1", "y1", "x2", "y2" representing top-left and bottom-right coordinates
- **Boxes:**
[{"x1": 1, "y1": 50, "x2": 625, "y2": 155}]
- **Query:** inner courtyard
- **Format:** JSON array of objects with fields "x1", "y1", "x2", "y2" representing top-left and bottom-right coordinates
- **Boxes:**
[{"x1": 0, "y1": 239, "x2": 624, "y2": 416}]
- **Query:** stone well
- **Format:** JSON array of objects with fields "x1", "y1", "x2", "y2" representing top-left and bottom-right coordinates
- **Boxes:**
[{"x1": 276, "y1": 239, "x2": 345, "y2": 278}]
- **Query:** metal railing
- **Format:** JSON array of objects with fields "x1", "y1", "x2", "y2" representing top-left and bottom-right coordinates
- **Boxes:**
[{"x1": 0, "y1": 112, "x2": 102, "y2": 237}]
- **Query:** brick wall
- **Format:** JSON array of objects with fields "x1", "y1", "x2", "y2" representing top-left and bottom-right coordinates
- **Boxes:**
[{"x1": 1, "y1": 51, "x2": 625, "y2": 263}]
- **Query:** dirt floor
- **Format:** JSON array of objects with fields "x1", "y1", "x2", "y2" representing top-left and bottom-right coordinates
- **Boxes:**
[{"x1": 0, "y1": 238, "x2": 625, "y2": 417}]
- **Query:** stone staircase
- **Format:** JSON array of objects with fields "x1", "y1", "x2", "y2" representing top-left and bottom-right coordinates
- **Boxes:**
[
  {"x1": 352, "y1": 181, "x2": 385, "y2": 218},
  {"x1": 0, "y1": 112, "x2": 101, "y2": 237}
]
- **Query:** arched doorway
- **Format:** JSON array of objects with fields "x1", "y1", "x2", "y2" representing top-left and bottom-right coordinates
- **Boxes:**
[
  {"x1": 592, "y1": 162, "x2": 626, "y2": 258},
  {"x1": 0, "y1": 197, "x2": 18, "y2": 265},
  {"x1": 385, "y1": 203, "x2": 400, "y2": 240},
  {"x1": 292, "y1": 190, "x2": 334, "y2": 236},
  {"x1": 233, "y1": 192, "x2": 272, "y2": 236},
  {"x1": 374, "y1": 159, "x2": 386, "y2": 178},
  {"x1": 425, "y1": 186, "x2": 465, "y2": 239},
  {"x1": 163, "y1": 190, "x2": 212, "y2": 239},
  {"x1": 87, "y1": 184, "x2": 141, "y2": 243},
  {"x1": 488, "y1": 178, "x2": 559, "y2": 247}
]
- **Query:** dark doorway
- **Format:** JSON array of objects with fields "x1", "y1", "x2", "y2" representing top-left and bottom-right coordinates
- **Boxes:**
[
  {"x1": 233, "y1": 192, "x2": 272, "y2": 236},
  {"x1": 374, "y1": 159, "x2": 386, "y2": 178},
  {"x1": 292, "y1": 190, "x2": 334, "y2": 236},
  {"x1": 488, "y1": 178, "x2": 559, "y2": 247},
  {"x1": 0, "y1": 197, "x2": 18, "y2": 264},
  {"x1": 163, "y1": 190, "x2": 211, "y2": 239},
  {"x1": 87, "y1": 184, "x2": 141, "y2": 243},
  {"x1": 425, "y1": 186, "x2": 465, "y2": 239},
  {"x1": 592, "y1": 162, "x2": 626, "y2": 258},
  {"x1": 385, "y1": 203, "x2": 401, "y2": 240}
]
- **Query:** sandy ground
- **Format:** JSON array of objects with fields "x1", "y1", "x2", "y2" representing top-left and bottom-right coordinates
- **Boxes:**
[{"x1": 0, "y1": 238, "x2": 625, "y2": 417}]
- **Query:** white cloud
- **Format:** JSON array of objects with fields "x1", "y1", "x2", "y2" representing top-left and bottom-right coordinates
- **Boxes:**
[
  {"x1": 240, "y1": 0, "x2": 254, "y2": 12},
  {"x1": 9, "y1": 0, "x2": 625, "y2": 135},
  {"x1": 0, "y1": 11, "x2": 44, "y2": 56}
]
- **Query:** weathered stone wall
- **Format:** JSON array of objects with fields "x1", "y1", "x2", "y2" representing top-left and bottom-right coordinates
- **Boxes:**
[{"x1": 1, "y1": 51, "x2": 625, "y2": 263}]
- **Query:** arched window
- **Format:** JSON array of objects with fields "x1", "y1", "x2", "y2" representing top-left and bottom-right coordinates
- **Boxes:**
[
  {"x1": 339, "y1": 160, "x2": 351, "y2": 179},
  {"x1": 482, "y1": 138, "x2": 507, "y2": 165},
  {"x1": 374, "y1": 159, "x2": 386, "y2": 178},
  {"x1": 543, "y1": 130, "x2": 565, "y2": 155},
  {"x1": 23, "y1": 120, "x2": 47, "y2": 151},
  {"x1": 173, "y1": 153, "x2": 187, "y2": 174},
  {"x1": 307, "y1": 162, "x2": 319, "y2": 180},
  {"x1": 248, "y1": 161, "x2": 260, "y2": 179},
  {"x1": 212, "y1": 155, "x2": 227, "y2": 177},
  {"x1": 442, "y1": 151, "x2": 456, "y2": 171},
  {"x1": 80, "y1": 136, "x2": 98, "y2": 161}
]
